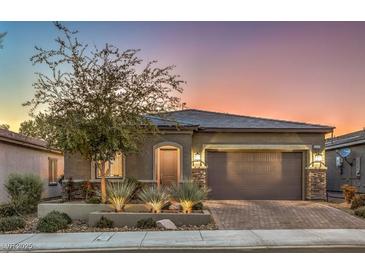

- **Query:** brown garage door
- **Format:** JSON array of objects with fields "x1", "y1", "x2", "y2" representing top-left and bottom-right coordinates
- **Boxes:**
[{"x1": 207, "y1": 151, "x2": 302, "y2": 200}]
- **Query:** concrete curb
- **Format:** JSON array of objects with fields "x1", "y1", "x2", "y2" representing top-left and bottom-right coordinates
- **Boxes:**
[{"x1": 1, "y1": 229, "x2": 365, "y2": 252}]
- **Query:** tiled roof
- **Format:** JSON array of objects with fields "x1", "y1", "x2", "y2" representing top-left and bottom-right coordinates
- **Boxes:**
[
  {"x1": 145, "y1": 115, "x2": 198, "y2": 128},
  {"x1": 151, "y1": 109, "x2": 334, "y2": 132},
  {"x1": 0, "y1": 128, "x2": 61, "y2": 153},
  {"x1": 326, "y1": 129, "x2": 365, "y2": 149}
]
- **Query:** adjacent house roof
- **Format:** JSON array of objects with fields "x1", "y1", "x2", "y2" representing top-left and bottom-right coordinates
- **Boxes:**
[
  {"x1": 151, "y1": 109, "x2": 334, "y2": 133},
  {"x1": 326, "y1": 129, "x2": 365, "y2": 149},
  {"x1": 0, "y1": 128, "x2": 61, "y2": 153}
]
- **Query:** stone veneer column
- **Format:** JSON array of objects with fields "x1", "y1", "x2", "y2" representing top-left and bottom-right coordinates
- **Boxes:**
[
  {"x1": 192, "y1": 167, "x2": 207, "y2": 187},
  {"x1": 305, "y1": 168, "x2": 327, "y2": 200}
]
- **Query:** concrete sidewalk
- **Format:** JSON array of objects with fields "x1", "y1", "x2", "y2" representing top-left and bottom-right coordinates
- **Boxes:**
[{"x1": 1, "y1": 229, "x2": 365, "y2": 252}]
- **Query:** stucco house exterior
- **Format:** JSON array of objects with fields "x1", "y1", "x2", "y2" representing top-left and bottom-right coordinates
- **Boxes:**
[
  {"x1": 0, "y1": 128, "x2": 64, "y2": 204},
  {"x1": 326, "y1": 129, "x2": 365, "y2": 194},
  {"x1": 65, "y1": 109, "x2": 333, "y2": 200}
]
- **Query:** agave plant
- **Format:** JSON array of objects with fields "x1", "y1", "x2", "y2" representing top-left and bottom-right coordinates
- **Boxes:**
[
  {"x1": 170, "y1": 181, "x2": 210, "y2": 213},
  {"x1": 138, "y1": 186, "x2": 170, "y2": 213},
  {"x1": 107, "y1": 181, "x2": 136, "y2": 212}
]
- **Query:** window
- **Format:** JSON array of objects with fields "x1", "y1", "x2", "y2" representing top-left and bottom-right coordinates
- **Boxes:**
[
  {"x1": 48, "y1": 158, "x2": 58, "y2": 184},
  {"x1": 96, "y1": 153, "x2": 124, "y2": 178}
]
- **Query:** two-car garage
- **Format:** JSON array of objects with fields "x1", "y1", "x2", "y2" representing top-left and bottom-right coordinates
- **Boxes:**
[{"x1": 207, "y1": 151, "x2": 303, "y2": 200}]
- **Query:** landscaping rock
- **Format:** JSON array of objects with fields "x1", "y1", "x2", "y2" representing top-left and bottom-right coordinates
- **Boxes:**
[{"x1": 156, "y1": 219, "x2": 177, "y2": 230}]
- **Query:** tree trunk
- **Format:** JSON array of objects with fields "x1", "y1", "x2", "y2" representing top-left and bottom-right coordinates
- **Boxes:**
[{"x1": 100, "y1": 161, "x2": 107, "y2": 203}]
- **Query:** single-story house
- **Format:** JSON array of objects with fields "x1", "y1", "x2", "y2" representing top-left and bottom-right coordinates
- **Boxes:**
[
  {"x1": 65, "y1": 109, "x2": 333, "y2": 200},
  {"x1": 0, "y1": 128, "x2": 64, "y2": 204},
  {"x1": 326, "y1": 129, "x2": 365, "y2": 194}
]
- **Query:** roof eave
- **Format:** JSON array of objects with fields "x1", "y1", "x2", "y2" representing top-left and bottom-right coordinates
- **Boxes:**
[
  {"x1": 326, "y1": 139, "x2": 365, "y2": 150},
  {"x1": 0, "y1": 136, "x2": 63, "y2": 154},
  {"x1": 157, "y1": 125, "x2": 198, "y2": 131},
  {"x1": 196, "y1": 127, "x2": 334, "y2": 133}
]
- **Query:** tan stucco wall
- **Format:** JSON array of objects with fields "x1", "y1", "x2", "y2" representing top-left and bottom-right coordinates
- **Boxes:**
[
  {"x1": 64, "y1": 131, "x2": 326, "y2": 184},
  {"x1": 125, "y1": 132, "x2": 193, "y2": 181},
  {"x1": 64, "y1": 152, "x2": 91, "y2": 180},
  {"x1": 85, "y1": 132, "x2": 192, "y2": 181},
  {"x1": 192, "y1": 132, "x2": 326, "y2": 162},
  {"x1": 0, "y1": 141, "x2": 64, "y2": 204}
]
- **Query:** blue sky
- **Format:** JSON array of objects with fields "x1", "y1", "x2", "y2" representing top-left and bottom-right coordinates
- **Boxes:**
[{"x1": 1, "y1": 22, "x2": 365, "y2": 135}]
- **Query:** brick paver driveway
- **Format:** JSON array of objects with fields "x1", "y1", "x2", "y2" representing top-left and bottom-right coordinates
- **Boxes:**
[{"x1": 206, "y1": 200, "x2": 365, "y2": 229}]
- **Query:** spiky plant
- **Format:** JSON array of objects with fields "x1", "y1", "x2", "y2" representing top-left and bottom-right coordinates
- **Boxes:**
[
  {"x1": 138, "y1": 186, "x2": 170, "y2": 213},
  {"x1": 107, "y1": 181, "x2": 136, "y2": 212},
  {"x1": 170, "y1": 182, "x2": 209, "y2": 213}
]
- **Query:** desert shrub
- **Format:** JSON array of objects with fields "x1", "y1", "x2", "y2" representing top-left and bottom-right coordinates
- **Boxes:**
[
  {"x1": 341, "y1": 184, "x2": 357, "y2": 204},
  {"x1": 37, "y1": 211, "x2": 70, "y2": 232},
  {"x1": 162, "y1": 201, "x2": 172, "y2": 210},
  {"x1": 350, "y1": 194, "x2": 365, "y2": 210},
  {"x1": 5, "y1": 173, "x2": 43, "y2": 214},
  {"x1": 0, "y1": 204, "x2": 18, "y2": 217},
  {"x1": 138, "y1": 186, "x2": 170, "y2": 213},
  {"x1": 193, "y1": 202, "x2": 203, "y2": 210},
  {"x1": 95, "y1": 216, "x2": 114, "y2": 228},
  {"x1": 48, "y1": 211, "x2": 72, "y2": 225},
  {"x1": 107, "y1": 181, "x2": 135, "y2": 212},
  {"x1": 125, "y1": 177, "x2": 144, "y2": 200},
  {"x1": 0, "y1": 216, "x2": 26, "y2": 232},
  {"x1": 86, "y1": 196, "x2": 101, "y2": 204},
  {"x1": 136, "y1": 218, "x2": 156, "y2": 229},
  {"x1": 170, "y1": 182, "x2": 210, "y2": 213},
  {"x1": 354, "y1": 206, "x2": 365, "y2": 218}
]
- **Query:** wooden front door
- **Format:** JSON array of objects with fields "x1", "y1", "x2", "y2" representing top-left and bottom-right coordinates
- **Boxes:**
[{"x1": 159, "y1": 148, "x2": 178, "y2": 186}]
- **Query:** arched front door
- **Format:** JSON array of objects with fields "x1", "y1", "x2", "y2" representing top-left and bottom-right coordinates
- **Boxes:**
[{"x1": 154, "y1": 143, "x2": 182, "y2": 187}]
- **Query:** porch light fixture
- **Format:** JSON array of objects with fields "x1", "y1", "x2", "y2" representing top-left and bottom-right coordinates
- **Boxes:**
[
  {"x1": 314, "y1": 154, "x2": 323, "y2": 163},
  {"x1": 193, "y1": 152, "x2": 201, "y2": 162},
  {"x1": 192, "y1": 152, "x2": 206, "y2": 168},
  {"x1": 308, "y1": 152, "x2": 326, "y2": 168}
]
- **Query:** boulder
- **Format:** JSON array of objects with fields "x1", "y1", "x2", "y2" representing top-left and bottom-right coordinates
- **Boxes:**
[{"x1": 156, "y1": 219, "x2": 177, "y2": 230}]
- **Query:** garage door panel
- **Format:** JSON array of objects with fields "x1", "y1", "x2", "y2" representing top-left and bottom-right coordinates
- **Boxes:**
[{"x1": 207, "y1": 151, "x2": 302, "y2": 200}]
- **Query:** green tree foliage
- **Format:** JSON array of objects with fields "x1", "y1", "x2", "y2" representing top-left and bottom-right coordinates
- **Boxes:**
[
  {"x1": 0, "y1": 123, "x2": 10, "y2": 130},
  {"x1": 19, "y1": 114, "x2": 51, "y2": 140},
  {"x1": 24, "y1": 22, "x2": 185, "y2": 202},
  {"x1": 0, "y1": 32, "x2": 7, "y2": 49}
]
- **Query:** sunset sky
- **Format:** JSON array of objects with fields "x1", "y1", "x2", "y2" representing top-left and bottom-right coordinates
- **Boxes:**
[{"x1": 1, "y1": 22, "x2": 365, "y2": 136}]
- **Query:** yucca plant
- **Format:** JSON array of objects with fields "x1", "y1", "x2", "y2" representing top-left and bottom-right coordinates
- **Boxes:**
[
  {"x1": 170, "y1": 182, "x2": 209, "y2": 214},
  {"x1": 107, "y1": 181, "x2": 136, "y2": 212},
  {"x1": 138, "y1": 186, "x2": 170, "y2": 213}
]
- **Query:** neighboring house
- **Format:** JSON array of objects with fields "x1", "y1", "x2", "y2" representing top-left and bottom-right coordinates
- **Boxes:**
[
  {"x1": 65, "y1": 109, "x2": 333, "y2": 200},
  {"x1": 0, "y1": 128, "x2": 64, "y2": 204},
  {"x1": 326, "y1": 129, "x2": 365, "y2": 193}
]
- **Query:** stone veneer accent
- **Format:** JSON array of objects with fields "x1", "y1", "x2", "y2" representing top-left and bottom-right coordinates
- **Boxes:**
[
  {"x1": 192, "y1": 167, "x2": 207, "y2": 187},
  {"x1": 305, "y1": 168, "x2": 327, "y2": 200}
]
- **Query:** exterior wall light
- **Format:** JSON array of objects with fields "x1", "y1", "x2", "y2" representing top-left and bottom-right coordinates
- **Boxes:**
[
  {"x1": 314, "y1": 154, "x2": 323, "y2": 163},
  {"x1": 192, "y1": 152, "x2": 206, "y2": 168},
  {"x1": 307, "y1": 151, "x2": 326, "y2": 168},
  {"x1": 193, "y1": 152, "x2": 201, "y2": 162}
]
